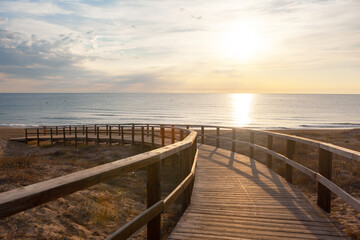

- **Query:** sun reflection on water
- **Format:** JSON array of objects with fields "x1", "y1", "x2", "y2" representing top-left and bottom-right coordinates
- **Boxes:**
[{"x1": 232, "y1": 93, "x2": 253, "y2": 127}]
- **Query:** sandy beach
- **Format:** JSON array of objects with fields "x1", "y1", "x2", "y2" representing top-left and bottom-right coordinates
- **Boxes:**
[{"x1": 0, "y1": 126, "x2": 359, "y2": 239}]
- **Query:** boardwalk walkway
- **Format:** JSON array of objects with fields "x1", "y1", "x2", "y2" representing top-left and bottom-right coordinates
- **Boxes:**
[
  {"x1": 169, "y1": 144, "x2": 347, "y2": 240},
  {"x1": 13, "y1": 130, "x2": 348, "y2": 239}
]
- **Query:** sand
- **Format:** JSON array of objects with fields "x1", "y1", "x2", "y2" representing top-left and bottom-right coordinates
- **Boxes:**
[
  {"x1": 0, "y1": 126, "x2": 183, "y2": 239},
  {"x1": 0, "y1": 126, "x2": 359, "y2": 239}
]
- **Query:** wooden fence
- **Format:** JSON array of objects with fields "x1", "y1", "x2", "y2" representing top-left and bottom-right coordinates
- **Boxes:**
[
  {"x1": 1, "y1": 123, "x2": 360, "y2": 239},
  {"x1": 177, "y1": 124, "x2": 360, "y2": 214},
  {"x1": 1, "y1": 124, "x2": 197, "y2": 240}
]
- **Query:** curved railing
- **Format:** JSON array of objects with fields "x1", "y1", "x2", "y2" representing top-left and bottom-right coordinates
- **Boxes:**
[
  {"x1": 0, "y1": 124, "x2": 198, "y2": 240},
  {"x1": 169, "y1": 124, "x2": 360, "y2": 213},
  {"x1": 1, "y1": 123, "x2": 359, "y2": 239}
]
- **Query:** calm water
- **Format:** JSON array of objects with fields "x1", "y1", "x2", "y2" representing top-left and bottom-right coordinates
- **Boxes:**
[{"x1": 0, "y1": 93, "x2": 359, "y2": 129}]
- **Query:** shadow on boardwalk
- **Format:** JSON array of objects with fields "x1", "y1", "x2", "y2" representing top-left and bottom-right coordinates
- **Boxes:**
[{"x1": 169, "y1": 144, "x2": 347, "y2": 240}]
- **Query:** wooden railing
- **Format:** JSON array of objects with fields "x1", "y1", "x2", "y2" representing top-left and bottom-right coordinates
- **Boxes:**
[
  {"x1": 2, "y1": 123, "x2": 360, "y2": 239},
  {"x1": 18, "y1": 123, "x2": 360, "y2": 214},
  {"x1": 0, "y1": 124, "x2": 198, "y2": 240},
  {"x1": 171, "y1": 124, "x2": 359, "y2": 214}
]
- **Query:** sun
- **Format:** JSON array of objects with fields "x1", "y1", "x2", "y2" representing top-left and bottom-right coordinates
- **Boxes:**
[{"x1": 219, "y1": 21, "x2": 266, "y2": 62}]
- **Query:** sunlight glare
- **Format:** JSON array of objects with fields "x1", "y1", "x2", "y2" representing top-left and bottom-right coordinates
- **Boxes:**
[
  {"x1": 232, "y1": 93, "x2": 253, "y2": 127},
  {"x1": 219, "y1": 21, "x2": 266, "y2": 62}
]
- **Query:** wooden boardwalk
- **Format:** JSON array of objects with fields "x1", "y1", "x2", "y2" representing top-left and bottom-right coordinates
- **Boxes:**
[{"x1": 169, "y1": 144, "x2": 347, "y2": 240}]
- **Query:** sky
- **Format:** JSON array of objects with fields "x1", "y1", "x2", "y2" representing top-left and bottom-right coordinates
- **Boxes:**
[{"x1": 0, "y1": 0, "x2": 359, "y2": 93}]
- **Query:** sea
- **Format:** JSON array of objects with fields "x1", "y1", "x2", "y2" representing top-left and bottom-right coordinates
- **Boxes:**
[{"x1": 0, "y1": 93, "x2": 359, "y2": 129}]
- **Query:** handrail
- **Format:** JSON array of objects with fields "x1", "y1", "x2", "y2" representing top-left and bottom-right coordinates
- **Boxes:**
[
  {"x1": 7, "y1": 123, "x2": 360, "y2": 237},
  {"x1": 251, "y1": 129, "x2": 360, "y2": 162},
  {"x1": 1, "y1": 124, "x2": 198, "y2": 240}
]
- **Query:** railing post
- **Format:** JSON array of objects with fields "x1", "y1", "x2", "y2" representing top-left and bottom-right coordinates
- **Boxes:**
[
  {"x1": 151, "y1": 127, "x2": 155, "y2": 149},
  {"x1": 97, "y1": 127, "x2": 100, "y2": 145},
  {"x1": 121, "y1": 126, "x2": 124, "y2": 145},
  {"x1": 318, "y1": 148, "x2": 332, "y2": 213},
  {"x1": 94, "y1": 125, "x2": 97, "y2": 135},
  {"x1": 132, "y1": 125, "x2": 135, "y2": 145},
  {"x1": 147, "y1": 161, "x2": 161, "y2": 240},
  {"x1": 171, "y1": 125, "x2": 175, "y2": 144},
  {"x1": 75, "y1": 127, "x2": 78, "y2": 148},
  {"x1": 147, "y1": 124, "x2": 149, "y2": 134},
  {"x1": 186, "y1": 125, "x2": 189, "y2": 130},
  {"x1": 216, "y1": 127, "x2": 220, "y2": 148},
  {"x1": 185, "y1": 147, "x2": 192, "y2": 205},
  {"x1": 69, "y1": 125, "x2": 71, "y2": 135},
  {"x1": 36, "y1": 128, "x2": 40, "y2": 146},
  {"x1": 25, "y1": 129, "x2": 28, "y2": 143},
  {"x1": 180, "y1": 148, "x2": 191, "y2": 212},
  {"x1": 109, "y1": 126, "x2": 112, "y2": 146},
  {"x1": 161, "y1": 126, "x2": 165, "y2": 147},
  {"x1": 85, "y1": 127, "x2": 88, "y2": 145},
  {"x1": 141, "y1": 126, "x2": 145, "y2": 149},
  {"x1": 232, "y1": 128, "x2": 236, "y2": 152},
  {"x1": 63, "y1": 127, "x2": 66, "y2": 146},
  {"x1": 201, "y1": 126, "x2": 204, "y2": 144},
  {"x1": 267, "y1": 135, "x2": 273, "y2": 169},
  {"x1": 50, "y1": 128, "x2": 53, "y2": 145},
  {"x1": 190, "y1": 139, "x2": 197, "y2": 194},
  {"x1": 180, "y1": 130, "x2": 184, "y2": 141},
  {"x1": 286, "y1": 139, "x2": 295, "y2": 183},
  {"x1": 106, "y1": 125, "x2": 109, "y2": 135},
  {"x1": 56, "y1": 126, "x2": 58, "y2": 135},
  {"x1": 249, "y1": 131, "x2": 254, "y2": 158},
  {"x1": 118, "y1": 124, "x2": 121, "y2": 136}
]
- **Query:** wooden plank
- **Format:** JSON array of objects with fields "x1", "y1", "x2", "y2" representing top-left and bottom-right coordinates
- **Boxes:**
[
  {"x1": 75, "y1": 126, "x2": 78, "y2": 148},
  {"x1": 161, "y1": 126, "x2": 165, "y2": 146},
  {"x1": 267, "y1": 135, "x2": 273, "y2": 169},
  {"x1": 36, "y1": 128, "x2": 40, "y2": 146},
  {"x1": 201, "y1": 126, "x2": 204, "y2": 144},
  {"x1": 164, "y1": 173, "x2": 194, "y2": 209},
  {"x1": 316, "y1": 173, "x2": 360, "y2": 212},
  {"x1": 249, "y1": 131, "x2": 254, "y2": 158},
  {"x1": 109, "y1": 126, "x2": 112, "y2": 146},
  {"x1": 147, "y1": 162, "x2": 161, "y2": 240},
  {"x1": 171, "y1": 125, "x2": 175, "y2": 144},
  {"x1": 317, "y1": 148, "x2": 332, "y2": 212},
  {"x1": 63, "y1": 127, "x2": 66, "y2": 146},
  {"x1": 260, "y1": 130, "x2": 360, "y2": 162},
  {"x1": 231, "y1": 128, "x2": 236, "y2": 152},
  {"x1": 286, "y1": 139, "x2": 295, "y2": 183},
  {"x1": 107, "y1": 201, "x2": 164, "y2": 240},
  {"x1": 151, "y1": 127, "x2": 155, "y2": 149},
  {"x1": 0, "y1": 134, "x2": 196, "y2": 218},
  {"x1": 169, "y1": 144, "x2": 345, "y2": 239},
  {"x1": 50, "y1": 128, "x2": 53, "y2": 145},
  {"x1": 25, "y1": 129, "x2": 28, "y2": 143}
]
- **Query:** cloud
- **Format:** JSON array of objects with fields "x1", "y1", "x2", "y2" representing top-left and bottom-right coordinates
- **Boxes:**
[
  {"x1": 0, "y1": 1, "x2": 71, "y2": 16},
  {"x1": 0, "y1": 17, "x2": 7, "y2": 24},
  {"x1": 0, "y1": 27, "x2": 178, "y2": 92},
  {"x1": 0, "y1": 0, "x2": 359, "y2": 93}
]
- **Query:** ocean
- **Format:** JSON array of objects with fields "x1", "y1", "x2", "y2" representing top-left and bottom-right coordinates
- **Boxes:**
[{"x1": 0, "y1": 93, "x2": 359, "y2": 129}]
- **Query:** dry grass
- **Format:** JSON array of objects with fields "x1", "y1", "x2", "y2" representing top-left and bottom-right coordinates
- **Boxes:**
[{"x1": 0, "y1": 141, "x2": 183, "y2": 239}]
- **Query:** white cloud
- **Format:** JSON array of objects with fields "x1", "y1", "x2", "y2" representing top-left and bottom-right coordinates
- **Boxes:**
[
  {"x1": 0, "y1": 0, "x2": 359, "y2": 93},
  {"x1": 0, "y1": 1, "x2": 71, "y2": 16}
]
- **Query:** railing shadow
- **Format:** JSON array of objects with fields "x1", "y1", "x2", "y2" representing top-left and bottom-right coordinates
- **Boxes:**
[{"x1": 196, "y1": 144, "x2": 337, "y2": 237}]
